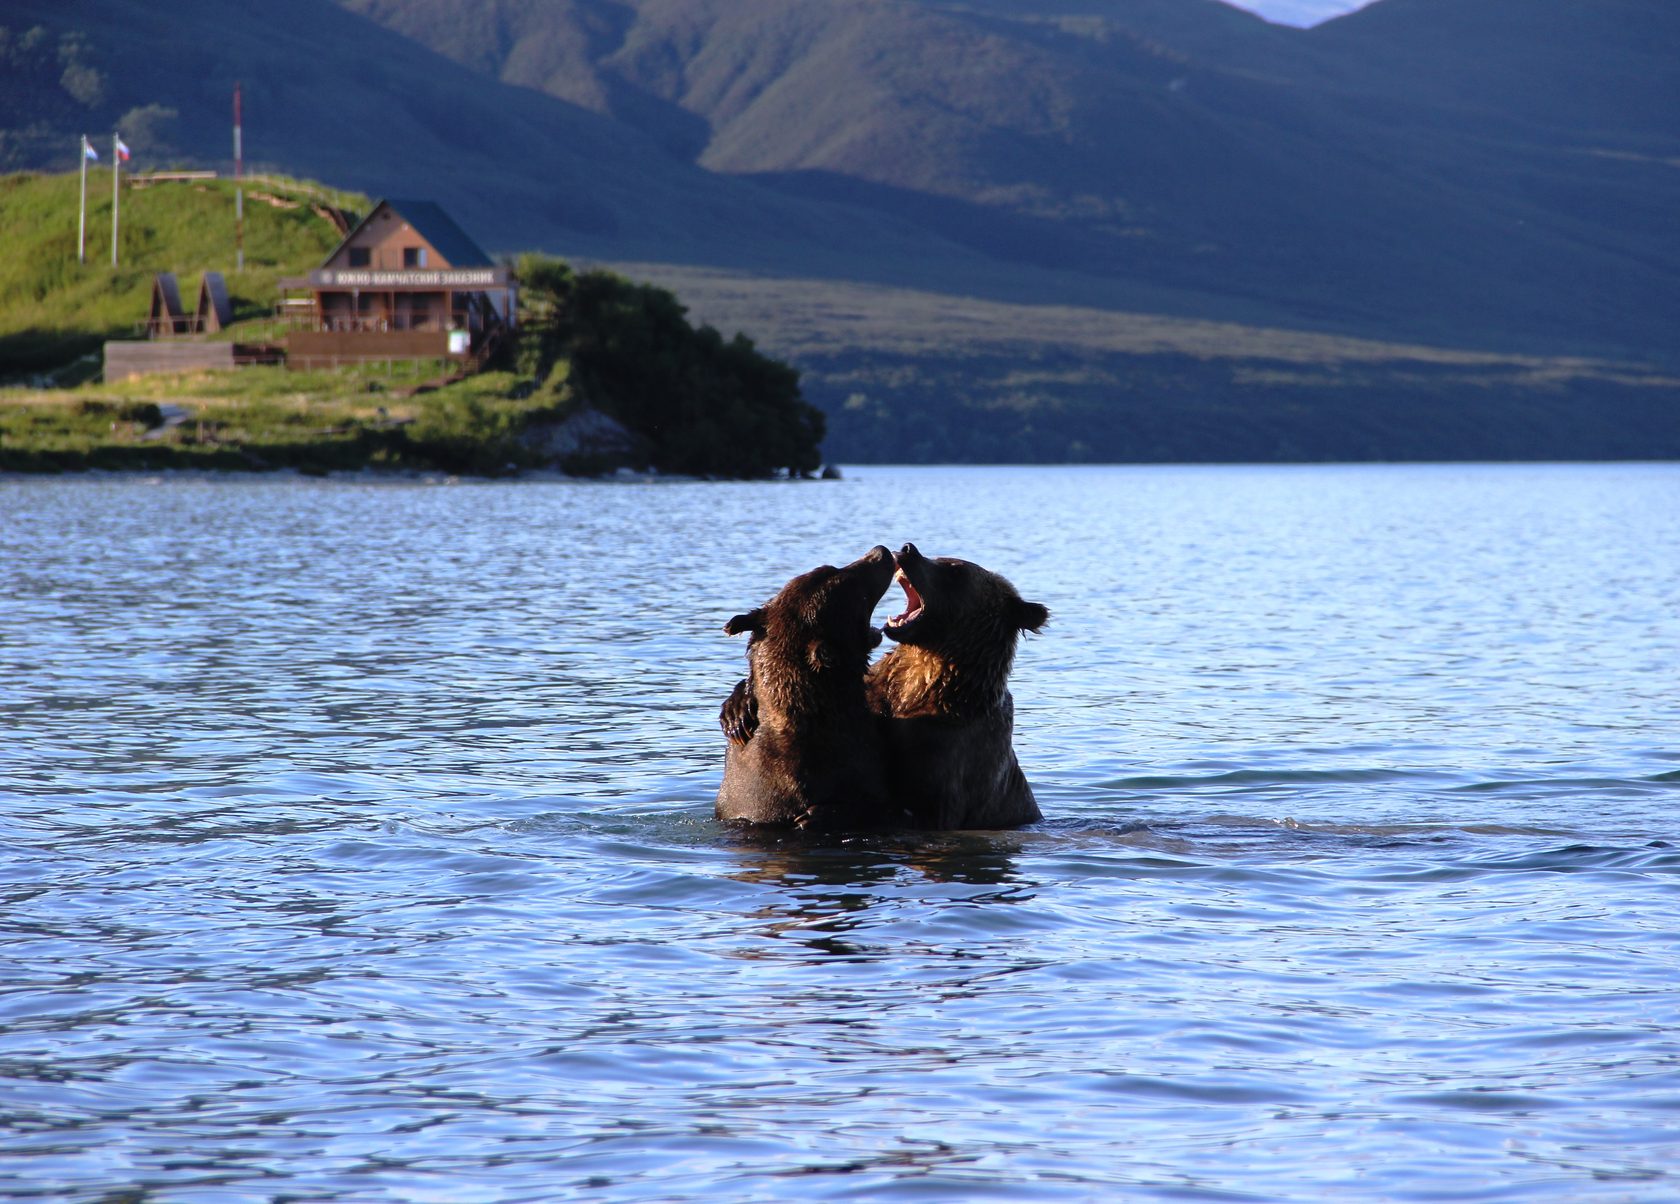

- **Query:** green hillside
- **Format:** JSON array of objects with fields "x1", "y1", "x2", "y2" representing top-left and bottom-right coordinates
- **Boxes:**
[
  {"x1": 0, "y1": 170, "x2": 354, "y2": 379},
  {"x1": 0, "y1": 172, "x2": 825, "y2": 478}
]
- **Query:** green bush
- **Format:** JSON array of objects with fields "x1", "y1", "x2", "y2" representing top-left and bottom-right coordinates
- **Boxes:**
[
  {"x1": 514, "y1": 256, "x2": 823, "y2": 478},
  {"x1": 404, "y1": 391, "x2": 537, "y2": 476}
]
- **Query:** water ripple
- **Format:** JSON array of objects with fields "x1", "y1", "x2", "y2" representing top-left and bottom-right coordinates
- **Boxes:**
[{"x1": 3, "y1": 466, "x2": 1679, "y2": 1201}]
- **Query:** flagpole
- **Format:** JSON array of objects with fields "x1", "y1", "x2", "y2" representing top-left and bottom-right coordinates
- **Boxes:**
[
  {"x1": 78, "y1": 136, "x2": 89, "y2": 265},
  {"x1": 110, "y1": 131, "x2": 121, "y2": 268},
  {"x1": 234, "y1": 83, "x2": 244, "y2": 273}
]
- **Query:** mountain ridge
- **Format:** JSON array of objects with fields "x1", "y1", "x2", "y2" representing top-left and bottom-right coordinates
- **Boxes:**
[
  {"x1": 2, "y1": 0, "x2": 1676, "y2": 464},
  {"x1": 0, "y1": 0, "x2": 987, "y2": 272},
  {"x1": 328, "y1": 0, "x2": 1680, "y2": 359}
]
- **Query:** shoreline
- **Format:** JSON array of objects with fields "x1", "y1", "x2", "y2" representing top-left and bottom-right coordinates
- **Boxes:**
[
  {"x1": 0, "y1": 463, "x2": 845, "y2": 486},
  {"x1": 4, "y1": 460, "x2": 1675, "y2": 489}
]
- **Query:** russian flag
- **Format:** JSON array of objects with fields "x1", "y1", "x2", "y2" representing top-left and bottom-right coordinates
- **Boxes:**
[
  {"x1": 82, "y1": 137, "x2": 98, "y2": 161},
  {"x1": 115, "y1": 137, "x2": 131, "y2": 162}
]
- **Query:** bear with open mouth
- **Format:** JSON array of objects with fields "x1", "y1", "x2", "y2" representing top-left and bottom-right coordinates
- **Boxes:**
[
  {"x1": 866, "y1": 543, "x2": 1049, "y2": 830},
  {"x1": 715, "y1": 545, "x2": 904, "y2": 831}
]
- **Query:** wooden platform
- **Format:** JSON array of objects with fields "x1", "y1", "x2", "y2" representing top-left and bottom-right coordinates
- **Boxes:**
[
  {"x1": 286, "y1": 328, "x2": 458, "y2": 370},
  {"x1": 104, "y1": 341, "x2": 283, "y2": 382}
]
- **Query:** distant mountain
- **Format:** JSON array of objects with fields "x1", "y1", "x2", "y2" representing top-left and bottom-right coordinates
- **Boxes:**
[
  {"x1": 1310, "y1": 0, "x2": 1680, "y2": 140},
  {"x1": 0, "y1": 0, "x2": 970, "y2": 273},
  {"x1": 329, "y1": 0, "x2": 1680, "y2": 360},
  {"x1": 2, "y1": 0, "x2": 1676, "y2": 390}
]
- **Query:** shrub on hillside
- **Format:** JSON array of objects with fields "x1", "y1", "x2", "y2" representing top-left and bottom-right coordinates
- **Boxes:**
[{"x1": 514, "y1": 255, "x2": 824, "y2": 478}]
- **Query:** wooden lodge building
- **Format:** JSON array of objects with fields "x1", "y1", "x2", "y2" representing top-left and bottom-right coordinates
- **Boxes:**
[
  {"x1": 104, "y1": 197, "x2": 514, "y2": 382},
  {"x1": 279, "y1": 199, "x2": 516, "y2": 369}
]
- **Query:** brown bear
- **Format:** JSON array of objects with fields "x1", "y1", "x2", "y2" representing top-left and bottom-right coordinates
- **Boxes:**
[
  {"x1": 866, "y1": 543, "x2": 1049, "y2": 829},
  {"x1": 716, "y1": 545, "x2": 904, "y2": 831}
]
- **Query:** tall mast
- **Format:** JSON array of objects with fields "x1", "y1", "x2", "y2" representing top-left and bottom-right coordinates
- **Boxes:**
[
  {"x1": 234, "y1": 82, "x2": 245, "y2": 272},
  {"x1": 110, "y1": 131, "x2": 120, "y2": 268},
  {"x1": 78, "y1": 136, "x2": 89, "y2": 265}
]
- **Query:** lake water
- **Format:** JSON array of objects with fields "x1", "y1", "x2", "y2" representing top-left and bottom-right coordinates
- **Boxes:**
[{"x1": 3, "y1": 463, "x2": 1678, "y2": 1202}]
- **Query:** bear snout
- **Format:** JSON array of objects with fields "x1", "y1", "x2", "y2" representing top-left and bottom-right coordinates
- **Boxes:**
[{"x1": 847, "y1": 544, "x2": 897, "y2": 589}]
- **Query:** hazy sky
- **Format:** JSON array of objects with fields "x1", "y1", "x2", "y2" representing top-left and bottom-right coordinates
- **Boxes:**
[{"x1": 1230, "y1": 0, "x2": 1373, "y2": 27}]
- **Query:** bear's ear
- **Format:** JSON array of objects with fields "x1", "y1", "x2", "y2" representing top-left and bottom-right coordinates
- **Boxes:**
[
  {"x1": 805, "y1": 638, "x2": 833, "y2": 673},
  {"x1": 724, "y1": 607, "x2": 767, "y2": 637},
  {"x1": 1015, "y1": 600, "x2": 1050, "y2": 633}
]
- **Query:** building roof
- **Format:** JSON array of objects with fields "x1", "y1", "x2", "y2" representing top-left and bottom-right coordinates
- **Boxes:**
[
  {"x1": 150, "y1": 272, "x2": 185, "y2": 321},
  {"x1": 320, "y1": 198, "x2": 495, "y2": 271},
  {"x1": 197, "y1": 271, "x2": 233, "y2": 332}
]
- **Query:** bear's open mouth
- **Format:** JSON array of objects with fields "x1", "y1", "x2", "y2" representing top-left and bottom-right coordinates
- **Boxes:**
[{"x1": 886, "y1": 569, "x2": 924, "y2": 628}]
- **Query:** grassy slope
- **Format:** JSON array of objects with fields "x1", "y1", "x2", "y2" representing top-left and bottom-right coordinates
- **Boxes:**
[
  {"x1": 0, "y1": 171, "x2": 827, "y2": 478},
  {"x1": 0, "y1": 170, "x2": 355, "y2": 378},
  {"x1": 0, "y1": 365, "x2": 553, "y2": 475},
  {"x1": 0, "y1": 170, "x2": 569, "y2": 474}
]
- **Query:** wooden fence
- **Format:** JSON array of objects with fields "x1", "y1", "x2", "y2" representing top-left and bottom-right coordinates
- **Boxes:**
[{"x1": 104, "y1": 341, "x2": 283, "y2": 382}]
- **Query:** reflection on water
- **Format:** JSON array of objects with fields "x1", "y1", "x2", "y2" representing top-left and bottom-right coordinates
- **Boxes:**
[
  {"x1": 2, "y1": 464, "x2": 1679, "y2": 1201},
  {"x1": 723, "y1": 831, "x2": 1035, "y2": 958}
]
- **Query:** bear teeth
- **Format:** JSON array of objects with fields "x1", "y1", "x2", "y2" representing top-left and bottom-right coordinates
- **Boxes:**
[{"x1": 890, "y1": 570, "x2": 924, "y2": 626}]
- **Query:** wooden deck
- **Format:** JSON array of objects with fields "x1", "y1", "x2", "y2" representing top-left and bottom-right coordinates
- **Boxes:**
[
  {"x1": 104, "y1": 341, "x2": 284, "y2": 382},
  {"x1": 286, "y1": 328, "x2": 462, "y2": 370}
]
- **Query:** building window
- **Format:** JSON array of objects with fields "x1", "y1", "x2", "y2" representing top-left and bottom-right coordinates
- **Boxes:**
[
  {"x1": 348, "y1": 247, "x2": 371, "y2": 268},
  {"x1": 403, "y1": 247, "x2": 427, "y2": 268}
]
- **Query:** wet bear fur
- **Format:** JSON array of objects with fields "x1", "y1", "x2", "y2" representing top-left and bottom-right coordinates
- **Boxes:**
[
  {"x1": 716, "y1": 545, "x2": 903, "y2": 831},
  {"x1": 866, "y1": 543, "x2": 1049, "y2": 830}
]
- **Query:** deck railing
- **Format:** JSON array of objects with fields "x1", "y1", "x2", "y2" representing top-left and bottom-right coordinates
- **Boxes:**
[{"x1": 280, "y1": 314, "x2": 478, "y2": 334}]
